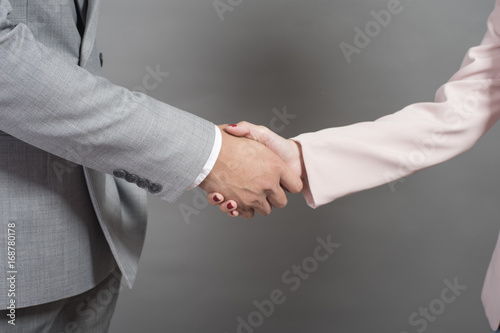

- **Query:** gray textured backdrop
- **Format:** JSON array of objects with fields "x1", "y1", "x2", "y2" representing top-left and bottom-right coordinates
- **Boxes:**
[{"x1": 97, "y1": 0, "x2": 500, "y2": 332}]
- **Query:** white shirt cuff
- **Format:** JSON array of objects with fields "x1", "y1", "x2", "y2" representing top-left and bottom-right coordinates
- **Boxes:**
[{"x1": 187, "y1": 125, "x2": 222, "y2": 190}]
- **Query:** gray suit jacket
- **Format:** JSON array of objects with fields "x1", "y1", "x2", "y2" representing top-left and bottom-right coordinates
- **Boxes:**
[{"x1": 0, "y1": 0, "x2": 215, "y2": 308}]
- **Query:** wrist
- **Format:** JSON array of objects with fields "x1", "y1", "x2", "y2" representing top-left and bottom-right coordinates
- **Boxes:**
[{"x1": 290, "y1": 139, "x2": 306, "y2": 180}]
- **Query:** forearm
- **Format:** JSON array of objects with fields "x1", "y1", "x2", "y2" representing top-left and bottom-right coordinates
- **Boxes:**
[
  {"x1": 293, "y1": 1, "x2": 500, "y2": 208},
  {"x1": 0, "y1": 1, "x2": 215, "y2": 202}
]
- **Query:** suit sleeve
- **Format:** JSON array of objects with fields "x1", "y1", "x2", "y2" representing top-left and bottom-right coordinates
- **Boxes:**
[
  {"x1": 0, "y1": 0, "x2": 216, "y2": 202},
  {"x1": 292, "y1": 1, "x2": 500, "y2": 208}
]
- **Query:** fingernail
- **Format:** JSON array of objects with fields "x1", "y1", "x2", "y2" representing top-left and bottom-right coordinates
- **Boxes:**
[
  {"x1": 231, "y1": 211, "x2": 238, "y2": 217},
  {"x1": 227, "y1": 202, "x2": 234, "y2": 209},
  {"x1": 213, "y1": 195, "x2": 221, "y2": 203},
  {"x1": 228, "y1": 124, "x2": 237, "y2": 127}
]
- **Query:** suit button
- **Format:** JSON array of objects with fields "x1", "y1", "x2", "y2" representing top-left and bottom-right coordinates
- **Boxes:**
[
  {"x1": 125, "y1": 174, "x2": 139, "y2": 183},
  {"x1": 136, "y1": 178, "x2": 151, "y2": 189},
  {"x1": 148, "y1": 183, "x2": 163, "y2": 194},
  {"x1": 113, "y1": 169, "x2": 127, "y2": 178}
]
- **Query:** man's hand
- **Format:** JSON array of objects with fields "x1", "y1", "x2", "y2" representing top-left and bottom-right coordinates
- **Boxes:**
[
  {"x1": 199, "y1": 124, "x2": 303, "y2": 219},
  {"x1": 205, "y1": 122, "x2": 306, "y2": 217}
]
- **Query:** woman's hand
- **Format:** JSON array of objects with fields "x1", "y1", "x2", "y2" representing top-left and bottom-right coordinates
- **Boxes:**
[{"x1": 207, "y1": 121, "x2": 305, "y2": 218}]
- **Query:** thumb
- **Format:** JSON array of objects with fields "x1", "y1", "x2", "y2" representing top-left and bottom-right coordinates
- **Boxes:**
[
  {"x1": 225, "y1": 122, "x2": 273, "y2": 146},
  {"x1": 279, "y1": 162, "x2": 303, "y2": 194},
  {"x1": 225, "y1": 123, "x2": 253, "y2": 138}
]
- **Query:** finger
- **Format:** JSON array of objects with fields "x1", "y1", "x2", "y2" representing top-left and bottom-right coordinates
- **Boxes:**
[
  {"x1": 225, "y1": 123, "x2": 252, "y2": 138},
  {"x1": 266, "y1": 188, "x2": 288, "y2": 209},
  {"x1": 237, "y1": 207, "x2": 255, "y2": 219},
  {"x1": 251, "y1": 198, "x2": 273, "y2": 217},
  {"x1": 226, "y1": 122, "x2": 267, "y2": 143},
  {"x1": 228, "y1": 210, "x2": 240, "y2": 217},
  {"x1": 279, "y1": 162, "x2": 303, "y2": 194},
  {"x1": 281, "y1": 184, "x2": 290, "y2": 193},
  {"x1": 228, "y1": 122, "x2": 277, "y2": 147},
  {"x1": 218, "y1": 200, "x2": 238, "y2": 213},
  {"x1": 207, "y1": 192, "x2": 224, "y2": 206}
]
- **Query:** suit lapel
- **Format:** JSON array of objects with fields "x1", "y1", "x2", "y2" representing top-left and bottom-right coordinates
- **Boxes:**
[{"x1": 79, "y1": 0, "x2": 101, "y2": 67}]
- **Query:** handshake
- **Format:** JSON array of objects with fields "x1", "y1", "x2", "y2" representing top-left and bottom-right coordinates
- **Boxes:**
[{"x1": 199, "y1": 122, "x2": 305, "y2": 219}]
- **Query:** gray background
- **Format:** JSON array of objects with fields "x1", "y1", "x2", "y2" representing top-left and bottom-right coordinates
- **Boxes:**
[{"x1": 97, "y1": 0, "x2": 500, "y2": 332}]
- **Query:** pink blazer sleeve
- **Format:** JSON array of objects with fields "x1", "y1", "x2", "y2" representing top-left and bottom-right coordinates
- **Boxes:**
[{"x1": 292, "y1": 1, "x2": 500, "y2": 209}]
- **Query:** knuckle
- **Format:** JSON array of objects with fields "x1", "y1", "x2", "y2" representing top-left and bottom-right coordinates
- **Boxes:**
[
  {"x1": 252, "y1": 198, "x2": 265, "y2": 209},
  {"x1": 257, "y1": 125, "x2": 268, "y2": 132},
  {"x1": 259, "y1": 178, "x2": 276, "y2": 191}
]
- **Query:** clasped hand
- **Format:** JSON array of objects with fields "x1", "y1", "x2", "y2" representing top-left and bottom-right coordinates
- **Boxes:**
[{"x1": 199, "y1": 123, "x2": 305, "y2": 219}]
